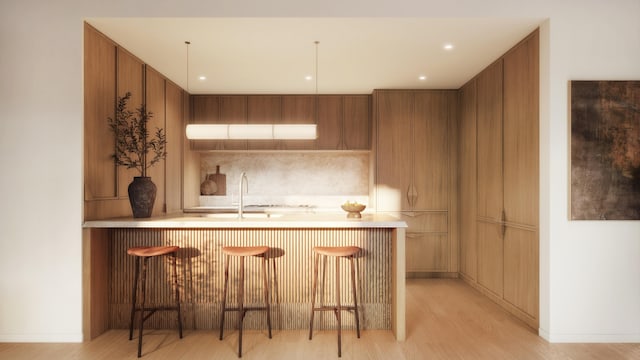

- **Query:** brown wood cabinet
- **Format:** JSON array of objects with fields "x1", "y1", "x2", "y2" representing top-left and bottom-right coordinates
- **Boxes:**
[
  {"x1": 282, "y1": 95, "x2": 316, "y2": 150},
  {"x1": 458, "y1": 79, "x2": 478, "y2": 281},
  {"x1": 373, "y1": 89, "x2": 457, "y2": 274},
  {"x1": 190, "y1": 95, "x2": 248, "y2": 150},
  {"x1": 458, "y1": 29, "x2": 539, "y2": 328},
  {"x1": 190, "y1": 94, "x2": 370, "y2": 151}
]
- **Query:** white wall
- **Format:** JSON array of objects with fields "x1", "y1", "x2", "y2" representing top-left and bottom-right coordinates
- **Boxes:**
[{"x1": 1, "y1": 0, "x2": 639, "y2": 343}]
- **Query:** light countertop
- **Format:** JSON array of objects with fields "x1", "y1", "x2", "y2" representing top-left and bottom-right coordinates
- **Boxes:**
[{"x1": 83, "y1": 212, "x2": 407, "y2": 229}]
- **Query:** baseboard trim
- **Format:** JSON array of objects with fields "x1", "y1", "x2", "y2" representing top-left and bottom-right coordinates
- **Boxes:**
[
  {"x1": 0, "y1": 332, "x2": 83, "y2": 343},
  {"x1": 541, "y1": 330, "x2": 640, "y2": 343},
  {"x1": 406, "y1": 271, "x2": 459, "y2": 279}
]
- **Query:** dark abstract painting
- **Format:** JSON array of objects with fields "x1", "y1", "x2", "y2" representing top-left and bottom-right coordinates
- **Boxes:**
[{"x1": 571, "y1": 81, "x2": 640, "y2": 220}]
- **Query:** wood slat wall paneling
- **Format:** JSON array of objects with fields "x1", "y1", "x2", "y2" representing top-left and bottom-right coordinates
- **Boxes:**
[{"x1": 109, "y1": 228, "x2": 392, "y2": 331}]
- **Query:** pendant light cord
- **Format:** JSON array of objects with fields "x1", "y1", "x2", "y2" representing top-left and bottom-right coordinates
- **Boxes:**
[{"x1": 314, "y1": 41, "x2": 319, "y2": 94}]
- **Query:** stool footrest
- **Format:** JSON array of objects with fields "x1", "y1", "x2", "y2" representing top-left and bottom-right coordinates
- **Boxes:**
[
  {"x1": 222, "y1": 306, "x2": 269, "y2": 312},
  {"x1": 311, "y1": 306, "x2": 358, "y2": 312}
]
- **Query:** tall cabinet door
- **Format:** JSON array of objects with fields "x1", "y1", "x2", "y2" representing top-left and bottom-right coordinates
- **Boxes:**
[
  {"x1": 375, "y1": 91, "x2": 413, "y2": 212},
  {"x1": 503, "y1": 32, "x2": 539, "y2": 320},
  {"x1": 476, "y1": 59, "x2": 504, "y2": 295},
  {"x1": 459, "y1": 80, "x2": 478, "y2": 281},
  {"x1": 413, "y1": 91, "x2": 450, "y2": 211}
]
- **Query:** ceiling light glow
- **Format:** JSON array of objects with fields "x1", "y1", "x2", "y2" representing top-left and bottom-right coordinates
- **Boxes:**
[
  {"x1": 419, "y1": 75, "x2": 427, "y2": 81},
  {"x1": 198, "y1": 76, "x2": 207, "y2": 80},
  {"x1": 444, "y1": 43, "x2": 454, "y2": 50},
  {"x1": 305, "y1": 75, "x2": 313, "y2": 81}
]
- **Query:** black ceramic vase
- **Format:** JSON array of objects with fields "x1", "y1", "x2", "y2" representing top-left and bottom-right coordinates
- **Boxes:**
[{"x1": 128, "y1": 176, "x2": 157, "y2": 218}]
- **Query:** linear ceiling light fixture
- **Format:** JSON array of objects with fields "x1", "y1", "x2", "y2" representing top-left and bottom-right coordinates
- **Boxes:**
[{"x1": 185, "y1": 41, "x2": 318, "y2": 141}]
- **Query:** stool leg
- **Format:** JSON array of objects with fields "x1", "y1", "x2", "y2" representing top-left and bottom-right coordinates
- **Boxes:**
[
  {"x1": 309, "y1": 252, "x2": 320, "y2": 340},
  {"x1": 171, "y1": 252, "x2": 183, "y2": 339},
  {"x1": 238, "y1": 256, "x2": 245, "y2": 357},
  {"x1": 129, "y1": 256, "x2": 140, "y2": 341},
  {"x1": 336, "y1": 257, "x2": 342, "y2": 358},
  {"x1": 137, "y1": 256, "x2": 148, "y2": 358},
  {"x1": 219, "y1": 254, "x2": 230, "y2": 341},
  {"x1": 262, "y1": 255, "x2": 272, "y2": 339},
  {"x1": 350, "y1": 256, "x2": 360, "y2": 338}
]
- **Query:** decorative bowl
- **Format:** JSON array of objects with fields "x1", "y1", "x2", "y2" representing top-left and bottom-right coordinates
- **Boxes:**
[{"x1": 341, "y1": 202, "x2": 366, "y2": 219}]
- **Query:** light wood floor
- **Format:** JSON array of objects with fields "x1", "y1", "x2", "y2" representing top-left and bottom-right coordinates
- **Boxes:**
[{"x1": 2, "y1": 279, "x2": 639, "y2": 359}]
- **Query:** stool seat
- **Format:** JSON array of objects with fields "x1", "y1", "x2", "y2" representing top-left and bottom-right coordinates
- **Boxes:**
[
  {"x1": 127, "y1": 246, "x2": 180, "y2": 257},
  {"x1": 222, "y1": 246, "x2": 269, "y2": 257},
  {"x1": 313, "y1": 246, "x2": 360, "y2": 257}
]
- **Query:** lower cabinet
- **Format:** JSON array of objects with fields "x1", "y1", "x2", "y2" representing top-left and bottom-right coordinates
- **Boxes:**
[{"x1": 390, "y1": 211, "x2": 450, "y2": 273}]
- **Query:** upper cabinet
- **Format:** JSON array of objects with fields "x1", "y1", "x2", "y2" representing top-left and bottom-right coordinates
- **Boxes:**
[
  {"x1": 189, "y1": 94, "x2": 371, "y2": 151},
  {"x1": 374, "y1": 90, "x2": 456, "y2": 212}
]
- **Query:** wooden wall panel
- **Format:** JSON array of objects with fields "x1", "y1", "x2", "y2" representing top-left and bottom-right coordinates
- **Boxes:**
[
  {"x1": 458, "y1": 80, "x2": 478, "y2": 280},
  {"x1": 182, "y1": 92, "x2": 200, "y2": 209},
  {"x1": 109, "y1": 228, "x2": 393, "y2": 331},
  {"x1": 83, "y1": 228, "x2": 111, "y2": 340},
  {"x1": 144, "y1": 67, "x2": 166, "y2": 215},
  {"x1": 116, "y1": 48, "x2": 144, "y2": 198},
  {"x1": 84, "y1": 24, "x2": 117, "y2": 201},
  {"x1": 165, "y1": 81, "x2": 183, "y2": 213}
]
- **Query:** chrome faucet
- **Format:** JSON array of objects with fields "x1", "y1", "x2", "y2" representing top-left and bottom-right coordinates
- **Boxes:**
[{"x1": 238, "y1": 172, "x2": 248, "y2": 218}]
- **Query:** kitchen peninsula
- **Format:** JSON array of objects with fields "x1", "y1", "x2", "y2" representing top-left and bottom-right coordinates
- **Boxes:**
[{"x1": 82, "y1": 212, "x2": 407, "y2": 341}]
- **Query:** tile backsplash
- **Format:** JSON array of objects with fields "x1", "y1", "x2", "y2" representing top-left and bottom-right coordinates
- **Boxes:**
[{"x1": 199, "y1": 152, "x2": 370, "y2": 208}]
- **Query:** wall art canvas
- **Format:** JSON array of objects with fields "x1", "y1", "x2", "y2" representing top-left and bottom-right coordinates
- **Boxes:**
[{"x1": 571, "y1": 81, "x2": 640, "y2": 220}]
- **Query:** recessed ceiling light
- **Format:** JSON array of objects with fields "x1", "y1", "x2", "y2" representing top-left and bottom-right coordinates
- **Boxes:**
[
  {"x1": 305, "y1": 75, "x2": 313, "y2": 81},
  {"x1": 198, "y1": 76, "x2": 207, "y2": 81},
  {"x1": 418, "y1": 75, "x2": 427, "y2": 81},
  {"x1": 444, "y1": 43, "x2": 454, "y2": 50}
]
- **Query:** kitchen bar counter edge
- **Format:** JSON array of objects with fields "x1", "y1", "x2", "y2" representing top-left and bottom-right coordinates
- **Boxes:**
[{"x1": 83, "y1": 212, "x2": 408, "y2": 229}]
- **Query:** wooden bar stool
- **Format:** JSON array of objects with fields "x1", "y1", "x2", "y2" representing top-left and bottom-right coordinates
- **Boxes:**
[
  {"x1": 309, "y1": 246, "x2": 361, "y2": 357},
  {"x1": 219, "y1": 246, "x2": 272, "y2": 358},
  {"x1": 127, "y1": 246, "x2": 183, "y2": 358}
]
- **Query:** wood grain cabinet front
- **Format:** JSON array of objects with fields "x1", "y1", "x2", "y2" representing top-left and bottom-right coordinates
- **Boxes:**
[{"x1": 373, "y1": 90, "x2": 457, "y2": 275}]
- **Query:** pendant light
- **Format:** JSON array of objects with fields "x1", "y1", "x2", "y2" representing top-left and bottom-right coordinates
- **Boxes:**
[{"x1": 185, "y1": 40, "x2": 318, "y2": 141}]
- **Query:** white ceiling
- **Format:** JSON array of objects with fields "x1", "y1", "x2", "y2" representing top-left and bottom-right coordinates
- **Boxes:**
[{"x1": 86, "y1": 18, "x2": 542, "y2": 95}]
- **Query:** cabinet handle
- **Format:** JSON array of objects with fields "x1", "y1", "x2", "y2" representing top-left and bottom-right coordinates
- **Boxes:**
[
  {"x1": 407, "y1": 184, "x2": 418, "y2": 207},
  {"x1": 500, "y1": 210, "x2": 506, "y2": 237}
]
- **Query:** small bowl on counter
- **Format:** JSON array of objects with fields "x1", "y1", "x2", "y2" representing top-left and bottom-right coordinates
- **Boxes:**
[{"x1": 341, "y1": 201, "x2": 366, "y2": 219}]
